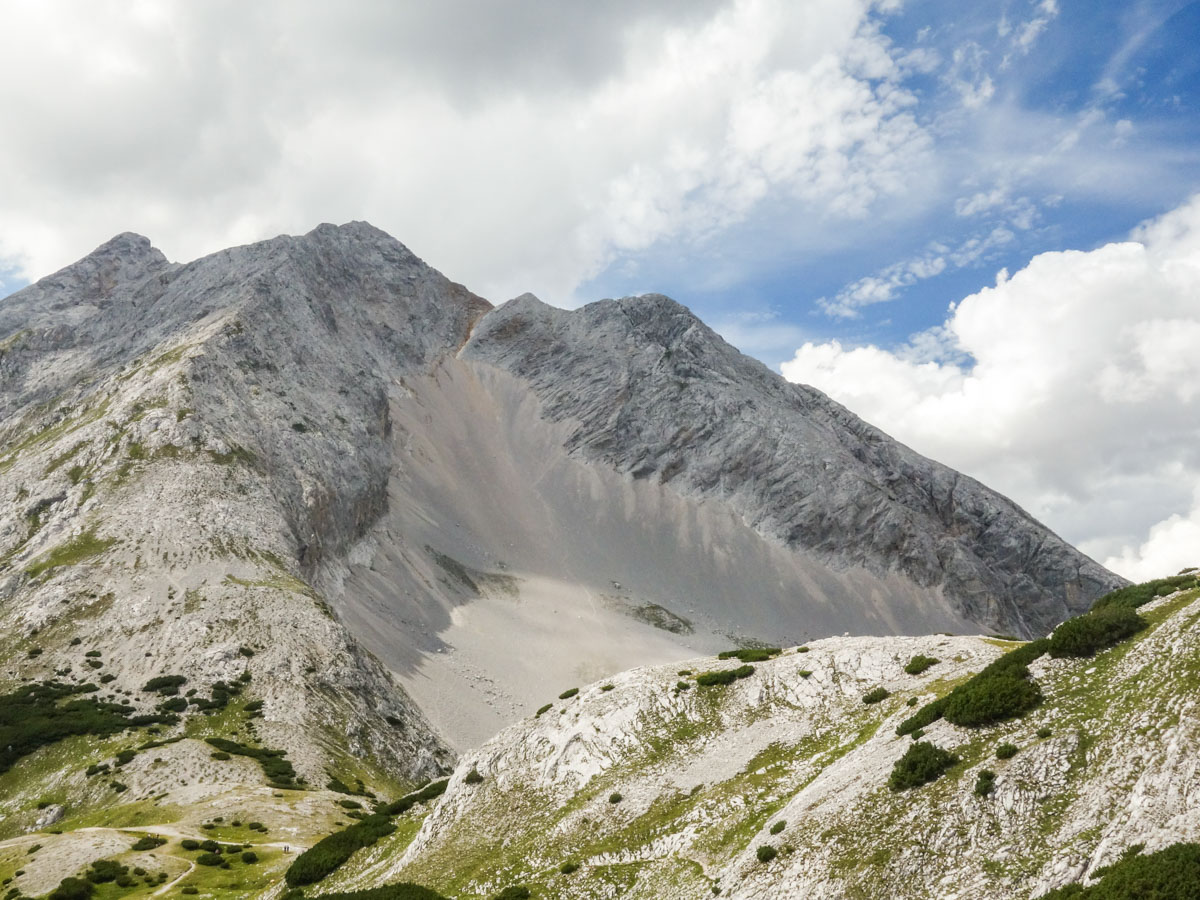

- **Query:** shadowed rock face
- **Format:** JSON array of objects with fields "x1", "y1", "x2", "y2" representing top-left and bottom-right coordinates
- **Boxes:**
[{"x1": 0, "y1": 223, "x2": 1124, "y2": 761}]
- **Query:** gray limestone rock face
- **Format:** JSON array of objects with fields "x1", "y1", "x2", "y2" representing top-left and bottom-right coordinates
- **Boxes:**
[{"x1": 461, "y1": 292, "x2": 1123, "y2": 639}]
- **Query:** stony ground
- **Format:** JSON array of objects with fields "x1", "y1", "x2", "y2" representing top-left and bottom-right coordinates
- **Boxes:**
[{"x1": 331, "y1": 586, "x2": 1200, "y2": 900}]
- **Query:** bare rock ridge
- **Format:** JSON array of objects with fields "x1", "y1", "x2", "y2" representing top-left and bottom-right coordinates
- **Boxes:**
[
  {"x1": 0, "y1": 222, "x2": 1124, "y2": 773},
  {"x1": 460, "y1": 292, "x2": 1121, "y2": 638}
]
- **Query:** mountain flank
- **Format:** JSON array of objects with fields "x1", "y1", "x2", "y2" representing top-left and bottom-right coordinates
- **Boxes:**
[{"x1": 0, "y1": 223, "x2": 1126, "y2": 889}]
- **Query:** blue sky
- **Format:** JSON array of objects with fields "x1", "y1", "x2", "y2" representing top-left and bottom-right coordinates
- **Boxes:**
[
  {"x1": 579, "y1": 0, "x2": 1200, "y2": 366},
  {"x1": 1, "y1": 0, "x2": 1199, "y2": 580}
]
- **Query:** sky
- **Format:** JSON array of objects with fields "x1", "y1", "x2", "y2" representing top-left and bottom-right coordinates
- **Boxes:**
[{"x1": 1, "y1": 0, "x2": 1198, "y2": 581}]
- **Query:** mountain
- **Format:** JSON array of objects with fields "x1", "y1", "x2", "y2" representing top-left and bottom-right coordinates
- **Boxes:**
[{"x1": 0, "y1": 224, "x2": 1128, "y2": 897}]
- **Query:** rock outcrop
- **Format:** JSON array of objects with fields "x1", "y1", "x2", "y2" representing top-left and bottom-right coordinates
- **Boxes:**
[{"x1": 353, "y1": 584, "x2": 1200, "y2": 900}]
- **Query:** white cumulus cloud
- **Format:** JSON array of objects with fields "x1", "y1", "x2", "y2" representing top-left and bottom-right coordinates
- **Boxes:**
[
  {"x1": 0, "y1": 0, "x2": 931, "y2": 306},
  {"x1": 782, "y1": 194, "x2": 1200, "y2": 581}
]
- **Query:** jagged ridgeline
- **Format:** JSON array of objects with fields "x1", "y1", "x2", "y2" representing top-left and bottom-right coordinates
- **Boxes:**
[{"x1": 0, "y1": 224, "x2": 1132, "y2": 897}]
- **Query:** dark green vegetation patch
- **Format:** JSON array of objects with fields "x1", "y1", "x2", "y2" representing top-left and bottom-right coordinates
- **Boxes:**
[
  {"x1": 904, "y1": 654, "x2": 939, "y2": 675},
  {"x1": 313, "y1": 885, "x2": 449, "y2": 900},
  {"x1": 205, "y1": 737, "x2": 298, "y2": 787},
  {"x1": 0, "y1": 680, "x2": 175, "y2": 775},
  {"x1": 889, "y1": 741, "x2": 959, "y2": 791},
  {"x1": 1048, "y1": 606, "x2": 1147, "y2": 659},
  {"x1": 974, "y1": 769, "x2": 997, "y2": 797},
  {"x1": 287, "y1": 779, "x2": 449, "y2": 887},
  {"x1": 696, "y1": 665, "x2": 755, "y2": 687},
  {"x1": 862, "y1": 687, "x2": 890, "y2": 704},
  {"x1": 898, "y1": 638, "x2": 1049, "y2": 736},
  {"x1": 376, "y1": 778, "x2": 449, "y2": 816},
  {"x1": 1091, "y1": 574, "x2": 1199, "y2": 612},
  {"x1": 717, "y1": 647, "x2": 781, "y2": 662},
  {"x1": 1040, "y1": 842, "x2": 1200, "y2": 899},
  {"x1": 141, "y1": 675, "x2": 187, "y2": 695},
  {"x1": 286, "y1": 815, "x2": 398, "y2": 886}
]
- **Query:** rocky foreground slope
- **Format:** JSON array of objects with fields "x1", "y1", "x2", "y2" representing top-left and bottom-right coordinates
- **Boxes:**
[{"x1": 328, "y1": 576, "x2": 1200, "y2": 900}]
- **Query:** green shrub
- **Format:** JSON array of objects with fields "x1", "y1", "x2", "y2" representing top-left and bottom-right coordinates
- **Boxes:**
[
  {"x1": 609, "y1": 792, "x2": 623, "y2": 804},
  {"x1": 798, "y1": 670, "x2": 812, "y2": 679},
  {"x1": 906, "y1": 696, "x2": 918, "y2": 706},
  {"x1": 130, "y1": 835, "x2": 166, "y2": 851},
  {"x1": 696, "y1": 666, "x2": 754, "y2": 686},
  {"x1": 1091, "y1": 575, "x2": 1199, "y2": 612},
  {"x1": 159, "y1": 697, "x2": 187, "y2": 713},
  {"x1": 717, "y1": 648, "x2": 781, "y2": 662},
  {"x1": 86, "y1": 860, "x2": 127, "y2": 883},
  {"x1": 241, "y1": 851, "x2": 258, "y2": 864},
  {"x1": 996, "y1": 742, "x2": 1018, "y2": 760},
  {"x1": 339, "y1": 799, "x2": 363, "y2": 809},
  {"x1": 560, "y1": 861, "x2": 579, "y2": 874},
  {"x1": 115, "y1": 749, "x2": 136, "y2": 766},
  {"x1": 1037, "y1": 727, "x2": 1053, "y2": 739},
  {"x1": 904, "y1": 655, "x2": 938, "y2": 675},
  {"x1": 756, "y1": 844, "x2": 778, "y2": 863},
  {"x1": 464, "y1": 768, "x2": 484, "y2": 785},
  {"x1": 377, "y1": 779, "x2": 448, "y2": 816},
  {"x1": 180, "y1": 839, "x2": 199, "y2": 850},
  {"x1": 888, "y1": 741, "x2": 959, "y2": 791},
  {"x1": 696, "y1": 669, "x2": 737, "y2": 687},
  {"x1": 195, "y1": 853, "x2": 224, "y2": 866},
  {"x1": 182, "y1": 889, "x2": 198, "y2": 896},
  {"x1": 898, "y1": 638, "x2": 1051, "y2": 738},
  {"x1": 675, "y1": 681, "x2": 691, "y2": 692},
  {"x1": 0, "y1": 680, "x2": 174, "y2": 776},
  {"x1": 862, "y1": 687, "x2": 890, "y2": 704},
  {"x1": 535, "y1": 704, "x2": 552, "y2": 717},
  {"x1": 896, "y1": 697, "x2": 949, "y2": 737},
  {"x1": 558, "y1": 688, "x2": 579, "y2": 700},
  {"x1": 286, "y1": 815, "x2": 399, "y2": 885},
  {"x1": 601, "y1": 684, "x2": 615, "y2": 692},
  {"x1": 974, "y1": 769, "x2": 997, "y2": 797},
  {"x1": 142, "y1": 675, "x2": 187, "y2": 695},
  {"x1": 769, "y1": 820, "x2": 785, "y2": 835},
  {"x1": 491, "y1": 889, "x2": 531, "y2": 900},
  {"x1": 1049, "y1": 606, "x2": 1147, "y2": 658},
  {"x1": 943, "y1": 673, "x2": 1042, "y2": 727},
  {"x1": 84, "y1": 650, "x2": 102, "y2": 658},
  {"x1": 304, "y1": 888, "x2": 449, "y2": 900},
  {"x1": 1040, "y1": 841, "x2": 1200, "y2": 899},
  {"x1": 48, "y1": 877, "x2": 93, "y2": 900},
  {"x1": 205, "y1": 737, "x2": 297, "y2": 786},
  {"x1": 211, "y1": 751, "x2": 231, "y2": 760}
]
